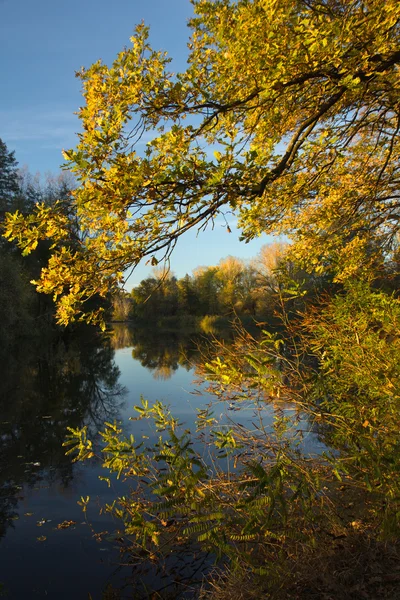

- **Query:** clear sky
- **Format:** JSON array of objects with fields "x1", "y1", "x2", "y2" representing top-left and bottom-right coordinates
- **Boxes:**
[{"x1": 0, "y1": 0, "x2": 276, "y2": 286}]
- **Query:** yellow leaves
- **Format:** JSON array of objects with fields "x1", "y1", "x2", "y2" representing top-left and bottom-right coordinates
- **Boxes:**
[
  {"x1": 2, "y1": 0, "x2": 400, "y2": 324},
  {"x1": 56, "y1": 520, "x2": 77, "y2": 530},
  {"x1": 77, "y1": 496, "x2": 90, "y2": 513},
  {"x1": 62, "y1": 149, "x2": 73, "y2": 161},
  {"x1": 341, "y1": 74, "x2": 361, "y2": 89}
]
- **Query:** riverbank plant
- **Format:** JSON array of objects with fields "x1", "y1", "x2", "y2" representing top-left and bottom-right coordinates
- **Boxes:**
[{"x1": 64, "y1": 278, "x2": 400, "y2": 596}]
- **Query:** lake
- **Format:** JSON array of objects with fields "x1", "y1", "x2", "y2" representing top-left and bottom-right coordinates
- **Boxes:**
[{"x1": 0, "y1": 324, "x2": 323, "y2": 599}]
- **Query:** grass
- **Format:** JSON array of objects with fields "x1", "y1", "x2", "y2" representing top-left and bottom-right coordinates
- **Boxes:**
[
  {"x1": 200, "y1": 482, "x2": 400, "y2": 600},
  {"x1": 200, "y1": 533, "x2": 400, "y2": 600}
]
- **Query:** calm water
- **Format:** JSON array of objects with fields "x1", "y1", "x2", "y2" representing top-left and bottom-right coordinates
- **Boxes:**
[{"x1": 0, "y1": 324, "x2": 323, "y2": 599}]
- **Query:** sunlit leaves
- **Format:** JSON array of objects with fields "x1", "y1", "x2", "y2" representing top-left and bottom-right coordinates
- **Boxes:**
[{"x1": 3, "y1": 0, "x2": 400, "y2": 322}]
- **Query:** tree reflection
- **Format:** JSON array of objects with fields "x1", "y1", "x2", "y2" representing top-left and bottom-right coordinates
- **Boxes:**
[
  {"x1": 0, "y1": 325, "x2": 126, "y2": 538},
  {"x1": 110, "y1": 324, "x2": 207, "y2": 380}
]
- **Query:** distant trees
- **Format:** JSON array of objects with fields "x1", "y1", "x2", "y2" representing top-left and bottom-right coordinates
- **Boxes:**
[
  {"x1": 177, "y1": 273, "x2": 199, "y2": 315},
  {"x1": 0, "y1": 139, "x2": 38, "y2": 345},
  {"x1": 111, "y1": 290, "x2": 132, "y2": 322},
  {"x1": 113, "y1": 244, "x2": 329, "y2": 326},
  {"x1": 0, "y1": 141, "x2": 76, "y2": 216},
  {"x1": 0, "y1": 251, "x2": 36, "y2": 346},
  {"x1": 0, "y1": 139, "x2": 21, "y2": 214},
  {"x1": 0, "y1": 138, "x2": 78, "y2": 346}
]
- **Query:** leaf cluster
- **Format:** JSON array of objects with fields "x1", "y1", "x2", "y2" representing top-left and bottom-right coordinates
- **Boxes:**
[{"x1": 4, "y1": 0, "x2": 400, "y2": 323}]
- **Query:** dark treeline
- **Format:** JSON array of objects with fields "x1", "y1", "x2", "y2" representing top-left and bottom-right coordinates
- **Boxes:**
[
  {"x1": 0, "y1": 138, "x2": 103, "y2": 348},
  {"x1": 0, "y1": 139, "x2": 126, "y2": 541},
  {"x1": 0, "y1": 324, "x2": 124, "y2": 539}
]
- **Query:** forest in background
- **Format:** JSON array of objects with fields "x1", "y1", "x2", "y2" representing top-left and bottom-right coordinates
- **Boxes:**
[
  {"x1": 0, "y1": 138, "x2": 74, "y2": 347},
  {"x1": 112, "y1": 242, "x2": 326, "y2": 327},
  {"x1": 0, "y1": 138, "x2": 112, "y2": 352}
]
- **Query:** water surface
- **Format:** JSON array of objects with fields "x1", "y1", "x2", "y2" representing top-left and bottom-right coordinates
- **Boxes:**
[
  {"x1": 0, "y1": 324, "x2": 323, "y2": 598},
  {"x1": 0, "y1": 325, "x2": 214, "y2": 598}
]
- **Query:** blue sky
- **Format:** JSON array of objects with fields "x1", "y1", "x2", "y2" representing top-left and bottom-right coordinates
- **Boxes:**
[{"x1": 0, "y1": 0, "x2": 276, "y2": 286}]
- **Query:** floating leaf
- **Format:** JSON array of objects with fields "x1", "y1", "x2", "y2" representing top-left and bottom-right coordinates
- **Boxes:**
[{"x1": 56, "y1": 520, "x2": 76, "y2": 530}]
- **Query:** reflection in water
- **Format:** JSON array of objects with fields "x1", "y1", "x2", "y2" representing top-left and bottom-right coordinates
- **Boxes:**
[
  {"x1": 111, "y1": 323, "x2": 208, "y2": 380},
  {"x1": 110, "y1": 324, "x2": 326, "y2": 458},
  {"x1": 94, "y1": 325, "x2": 325, "y2": 598},
  {"x1": 0, "y1": 325, "x2": 126, "y2": 540},
  {"x1": 0, "y1": 323, "x2": 324, "y2": 598}
]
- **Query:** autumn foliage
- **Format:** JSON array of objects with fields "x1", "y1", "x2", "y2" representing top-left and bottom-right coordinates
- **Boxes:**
[{"x1": 3, "y1": 0, "x2": 400, "y2": 324}]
